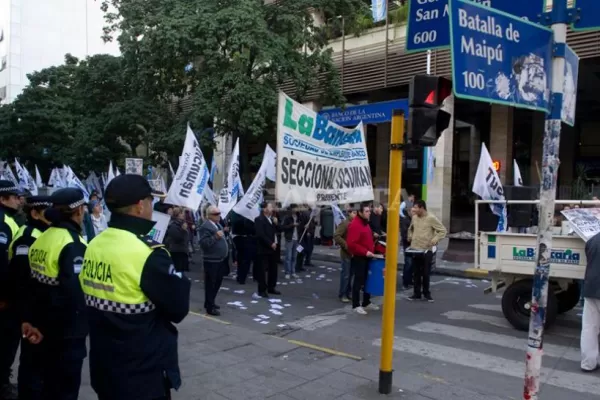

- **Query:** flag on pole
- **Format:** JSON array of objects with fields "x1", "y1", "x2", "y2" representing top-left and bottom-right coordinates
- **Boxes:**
[
  {"x1": 35, "y1": 165, "x2": 44, "y2": 188},
  {"x1": 513, "y1": 159, "x2": 523, "y2": 186},
  {"x1": 209, "y1": 157, "x2": 218, "y2": 183},
  {"x1": 472, "y1": 143, "x2": 507, "y2": 232}
]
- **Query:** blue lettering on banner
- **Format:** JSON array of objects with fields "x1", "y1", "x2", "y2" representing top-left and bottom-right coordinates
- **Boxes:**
[
  {"x1": 311, "y1": 115, "x2": 363, "y2": 146},
  {"x1": 318, "y1": 99, "x2": 408, "y2": 127},
  {"x1": 512, "y1": 247, "x2": 581, "y2": 265},
  {"x1": 406, "y1": 0, "x2": 545, "y2": 52},
  {"x1": 449, "y1": 0, "x2": 553, "y2": 112},
  {"x1": 282, "y1": 134, "x2": 367, "y2": 162}
]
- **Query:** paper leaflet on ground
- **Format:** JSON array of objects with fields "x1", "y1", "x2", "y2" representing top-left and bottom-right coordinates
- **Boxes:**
[
  {"x1": 560, "y1": 208, "x2": 600, "y2": 242},
  {"x1": 275, "y1": 91, "x2": 373, "y2": 206}
]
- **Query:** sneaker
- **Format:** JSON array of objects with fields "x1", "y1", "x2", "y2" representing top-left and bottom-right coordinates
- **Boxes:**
[
  {"x1": 340, "y1": 296, "x2": 350, "y2": 303},
  {"x1": 407, "y1": 295, "x2": 422, "y2": 301},
  {"x1": 354, "y1": 306, "x2": 367, "y2": 315},
  {"x1": 285, "y1": 274, "x2": 290, "y2": 279},
  {"x1": 425, "y1": 295, "x2": 435, "y2": 303},
  {"x1": 365, "y1": 303, "x2": 380, "y2": 311}
]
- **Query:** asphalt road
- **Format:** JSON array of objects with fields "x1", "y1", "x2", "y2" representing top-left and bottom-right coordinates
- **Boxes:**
[{"x1": 187, "y1": 258, "x2": 598, "y2": 400}]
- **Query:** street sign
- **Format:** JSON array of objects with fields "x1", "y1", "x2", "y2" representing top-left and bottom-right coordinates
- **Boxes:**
[
  {"x1": 449, "y1": 0, "x2": 553, "y2": 112},
  {"x1": 406, "y1": 0, "x2": 546, "y2": 52},
  {"x1": 572, "y1": 0, "x2": 600, "y2": 31},
  {"x1": 561, "y1": 45, "x2": 579, "y2": 126}
]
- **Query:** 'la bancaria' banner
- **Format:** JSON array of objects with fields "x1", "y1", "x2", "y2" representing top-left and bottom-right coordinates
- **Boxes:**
[{"x1": 276, "y1": 92, "x2": 373, "y2": 206}]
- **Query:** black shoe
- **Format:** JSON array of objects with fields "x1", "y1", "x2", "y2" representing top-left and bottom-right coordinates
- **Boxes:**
[
  {"x1": 0, "y1": 383, "x2": 18, "y2": 400},
  {"x1": 268, "y1": 289, "x2": 281, "y2": 295},
  {"x1": 407, "y1": 295, "x2": 422, "y2": 301},
  {"x1": 206, "y1": 308, "x2": 221, "y2": 316},
  {"x1": 296, "y1": 267, "x2": 306, "y2": 272},
  {"x1": 424, "y1": 295, "x2": 434, "y2": 303},
  {"x1": 258, "y1": 292, "x2": 269, "y2": 298},
  {"x1": 214, "y1": 304, "x2": 221, "y2": 309}
]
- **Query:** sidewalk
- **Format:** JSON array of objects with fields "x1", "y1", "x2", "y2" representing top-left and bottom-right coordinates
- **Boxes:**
[
  {"x1": 76, "y1": 313, "x2": 428, "y2": 400},
  {"x1": 310, "y1": 245, "x2": 487, "y2": 280}
]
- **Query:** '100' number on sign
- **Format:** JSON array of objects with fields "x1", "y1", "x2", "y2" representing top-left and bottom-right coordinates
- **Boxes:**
[
  {"x1": 413, "y1": 30, "x2": 437, "y2": 45},
  {"x1": 462, "y1": 71, "x2": 485, "y2": 90}
]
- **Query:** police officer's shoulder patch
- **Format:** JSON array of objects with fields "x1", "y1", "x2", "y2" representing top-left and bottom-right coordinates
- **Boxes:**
[
  {"x1": 0, "y1": 232, "x2": 7, "y2": 245},
  {"x1": 15, "y1": 245, "x2": 29, "y2": 256},
  {"x1": 140, "y1": 235, "x2": 165, "y2": 250}
]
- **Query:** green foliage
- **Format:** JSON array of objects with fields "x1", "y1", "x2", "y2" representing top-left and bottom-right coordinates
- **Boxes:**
[{"x1": 0, "y1": 54, "x2": 175, "y2": 175}]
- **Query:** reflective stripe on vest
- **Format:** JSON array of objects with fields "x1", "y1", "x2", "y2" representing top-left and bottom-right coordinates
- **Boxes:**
[
  {"x1": 28, "y1": 227, "x2": 85, "y2": 286},
  {"x1": 1, "y1": 213, "x2": 19, "y2": 248},
  {"x1": 80, "y1": 227, "x2": 157, "y2": 315},
  {"x1": 9, "y1": 225, "x2": 42, "y2": 261}
]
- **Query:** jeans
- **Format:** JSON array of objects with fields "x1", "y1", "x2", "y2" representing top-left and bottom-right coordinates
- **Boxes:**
[
  {"x1": 338, "y1": 258, "x2": 351, "y2": 299},
  {"x1": 303, "y1": 235, "x2": 314, "y2": 265},
  {"x1": 285, "y1": 239, "x2": 298, "y2": 275},
  {"x1": 402, "y1": 253, "x2": 413, "y2": 288}
]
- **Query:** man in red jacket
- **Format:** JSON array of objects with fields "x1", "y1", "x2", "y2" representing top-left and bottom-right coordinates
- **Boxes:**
[{"x1": 346, "y1": 202, "x2": 379, "y2": 315}]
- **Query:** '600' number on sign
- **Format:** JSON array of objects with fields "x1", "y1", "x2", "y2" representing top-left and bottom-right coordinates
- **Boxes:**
[
  {"x1": 413, "y1": 30, "x2": 437, "y2": 45},
  {"x1": 462, "y1": 71, "x2": 485, "y2": 90}
]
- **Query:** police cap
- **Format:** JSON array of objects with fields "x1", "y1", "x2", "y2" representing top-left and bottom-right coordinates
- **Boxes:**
[
  {"x1": 0, "y1": 180, "x2": 20, "y2": 196},
  {"x1": 26, "y1": 195, "x2": 52, "y2": 209},
  {"x1": 51, "y1": 188, "x2": 86, "y2": 210},
  {"x1": 105, "y1": 174, "x2": 161, "y2": 211}
]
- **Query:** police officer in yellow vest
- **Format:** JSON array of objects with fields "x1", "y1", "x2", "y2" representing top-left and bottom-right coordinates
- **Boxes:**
[
  {"x1": 27, "y1": 188, "x2": 88, "y2": 400},
  {"x1": 8, "y1": 195, "x2": 52, "y2": 400},
  {"x1": 82, "y1": 174, "x2": 190, "y2": 400},
  {"x1": 0, "y1": 180, "x2": 23, "y2": 400}
]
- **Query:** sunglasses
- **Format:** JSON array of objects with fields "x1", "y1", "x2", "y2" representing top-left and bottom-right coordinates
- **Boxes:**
[{"x1": 211, "y1": 212, "x2": 221, "y2": 216}]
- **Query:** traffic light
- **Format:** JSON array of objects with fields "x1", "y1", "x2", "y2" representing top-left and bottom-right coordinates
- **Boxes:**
[{"x1": 408, "y1": 75, "x2": 453, "y2": 147}]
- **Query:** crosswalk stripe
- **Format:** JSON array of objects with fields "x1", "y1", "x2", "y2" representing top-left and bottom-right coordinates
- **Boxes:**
[
  {"x1": 441, "y1": 310, "x2": 580, "y2": 339},
  {"x1": 468, "y1": 304, "x2": 583, "y2": 324},
  {"x1": 372, "y1": 337, "x2": 600, "y2": 396},
  {"x1": 406, "y1": 322, "x2": 581, "y2": 362}
]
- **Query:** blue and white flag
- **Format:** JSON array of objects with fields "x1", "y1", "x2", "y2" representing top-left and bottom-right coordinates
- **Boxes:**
[
  {"x1": 372, "y1": 0, "x2": 387, "y2": 23},
  {"x1": 472, "y1": 143, "x2": 507, "y2": 232},
  {"x1": 66, "y1": 166, "x2": 90, "y2": 202},
  {"x1": 332, "y1": 204, "x2": 346, "y2": 227},
  {"x1": 209, "y1": 157, "x2": 218, "y2": 183}
]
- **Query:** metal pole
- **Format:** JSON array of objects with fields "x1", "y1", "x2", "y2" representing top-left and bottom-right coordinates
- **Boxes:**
[
  {"x1": 422, "y1": 50, "x2": 432, "y2": 201},
  {"x1": 523, "y1": 0, "x2": 568, "y2": 398},
  {"x1": 378, "y1": 109, "x2": 404, "y2": 394},
  {"x1": 384, "y1": 2, "x2": 389, "y2": 86}
]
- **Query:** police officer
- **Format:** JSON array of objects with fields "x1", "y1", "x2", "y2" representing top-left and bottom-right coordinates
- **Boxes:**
[
  {"x1": 27, "y1": 188, "x2": 88, "y2": 400},
  {"x1": 0, "y1": 180, "x2": 22, "y2": 400},
  {"x1": 8, "y1": 195, "x2": 53, "y2": 400},
  {"x1": 82, "y1": 174, "x2": 190, "y2": 400}
]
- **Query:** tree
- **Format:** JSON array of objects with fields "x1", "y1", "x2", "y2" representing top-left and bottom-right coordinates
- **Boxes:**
[
  {"x1": 0, "y1": 54, "x2": 176, "y2": 174},
  {"x1": 100, "y1": 0, "x2": 369, "y2": 181}
]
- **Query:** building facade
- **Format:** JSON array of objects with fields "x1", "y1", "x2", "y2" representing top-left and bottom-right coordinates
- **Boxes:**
[{"x1": 0, "y1": 0, "x2": 119, "y2": 104}]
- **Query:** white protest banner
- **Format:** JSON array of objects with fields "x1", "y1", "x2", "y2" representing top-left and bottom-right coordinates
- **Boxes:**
[
  {"x1": 165, "y1": 123, "x2": 209, "y2": 210},
  {"x1": 125, "y1": 158, "x2": 144, "y2": 175},
  {"x1": 148, "y1": 211, "x2": 171, "y2": 243},
  {"x1": 218, "y1": 137, "x2": 242, "y2": 217},
  {"x1": 560, "y1": 208, "x2": 600, "y2": 242},
  {"x1": 233, "y1": 145, "x2": 275, "y2": 222},
  {"x1": 472, "y1": 143, "x2": 507, "y2": 232},
  {"x1": 275, "y1": 92, "x2": 373, "y2": 206}
]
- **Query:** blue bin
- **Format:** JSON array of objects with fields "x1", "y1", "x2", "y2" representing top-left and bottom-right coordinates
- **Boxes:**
[{"x1": 366, "y1": 258, "x2": 385, "y2": 296}]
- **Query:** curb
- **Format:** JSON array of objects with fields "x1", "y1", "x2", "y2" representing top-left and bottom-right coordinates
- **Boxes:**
[{"x1": 312, "y1": 254, "x2": 488, "y2": 280}]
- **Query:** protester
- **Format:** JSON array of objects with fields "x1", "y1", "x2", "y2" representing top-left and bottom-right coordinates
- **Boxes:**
[
  {"x1": 369, "y1": 202, "x2": 386, "y2": 239},
  {"x1": 199, "y1": 206, "x2": 229, "y2": 316},
  {"x1": 333, "y1": 208, "x2": 357, "y2": 303},
  {"x1": 89, "y1": 199, "x2": 108, "y2": 236},
  {"x1": 346, "y1": 202, "x2": 379, "y2": 315},
  {"x1": 401, "y1": 194, "x2": 415, "y2": 290},
  {"x1": 282, "y1": 204, "x2": 301, "y2": 279},
  {"x1": 254, "y1": 202, "x2": 281, "y2": 298},
  {"x1": 230, "y1": 212, "x2": 256, "y2": 285},
  {"x1": 165, "y1": 208, "x2": 190, "y2": 272},
  {"x1": 407, "y1": 200, "x2": 447, "y2": 303},
  {"x1": 581, "y1": 231, "x2": 600, "y2": 372}
]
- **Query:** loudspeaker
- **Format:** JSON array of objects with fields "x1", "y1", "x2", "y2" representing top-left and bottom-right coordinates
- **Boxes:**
[
  {"x1": 504, "y1": 186, "x2": 537, "y2": 228},
  {"x1": 479, "y1": 205, "x2": 499, "y2": 231}
]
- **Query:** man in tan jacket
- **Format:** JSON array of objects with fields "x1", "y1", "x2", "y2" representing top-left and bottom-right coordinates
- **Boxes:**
[
  {"x1": 407, "y1": 200, "x2": 447, "y2": 302},
  {"x1": 333, "y1": 208, "x2": 357, "y2": 303}
]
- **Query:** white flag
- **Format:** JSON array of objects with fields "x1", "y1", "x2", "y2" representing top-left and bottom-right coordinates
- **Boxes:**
[
  {"x1": 115, "y1": 167, "x2": 121, "y2": 177},
  {"x1": 164, "y1": 123, "x2": 209, "y2": 210},
  {"x1": 513, "y1": 159, "x2": 523, "y2": 187},
  {"x1": 233, "y1": 145, "x2": 274, "y2": 222},
  {"x1": 106, "y1": 161, "x2": 116, "y2": 187},
  {"x1": 66, "y1": 166, "x2": 90, "y2": 201},
  {"x1": 204, "y1": 184, "x2": 218, "y2": 206},
  {"x1": 264, "y1": 145, "x2": 277, "y2": 182},
  {"x1": 14, "y1": 159, "x2": 28, "y2": 190},
  {"x1": 332, "y1": 204, "x2": 346, "y2": 227},
  {"x1": 24, "y1": 167, "x2": 38, "y2": 195},
  {"x1": 168, "y1": 161, "x2": 176, "y2": 179},
  {"x1": 472, "y1": 143, "x2": 506, "y2": 231},
  {"x1": 1, "y1": 162, "x2": 18, "y2": 185},
  {"x1": 218, "y1": 138, "x2": 242, "y2": 217},
  {"x1": 35, "y1": 165, "x2": 44, "y2": 188}
]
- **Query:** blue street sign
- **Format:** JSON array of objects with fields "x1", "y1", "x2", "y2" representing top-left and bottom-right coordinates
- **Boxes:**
[
  {"x1": 572, "y1": 0, "x2": 600, "y2": 31},
  {"x1": 318, "y1": 99, "x2": 409, "y2": 126},
  {"x1": 406, "y1": 0, "x2": 546, "y2": 52},
  {"x1": 449, "y1": 0, "x2": 553, "y2": 112},
  {"x1": 561, "y1": 45, "x2": 579, "y2": 126}
]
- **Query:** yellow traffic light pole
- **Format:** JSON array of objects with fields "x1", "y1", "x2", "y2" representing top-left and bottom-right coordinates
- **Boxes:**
[{"x1": 378, "y1": 109, "x2": 404, "y2": 394}]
